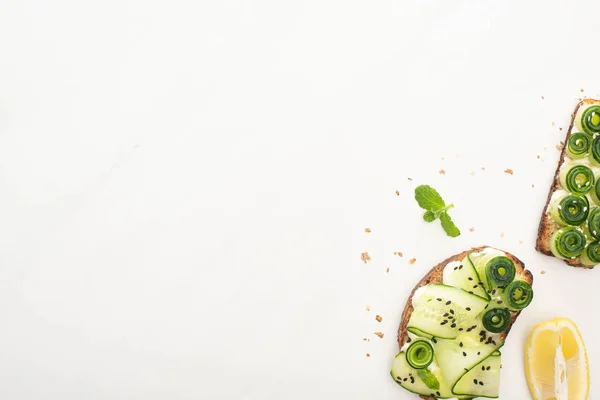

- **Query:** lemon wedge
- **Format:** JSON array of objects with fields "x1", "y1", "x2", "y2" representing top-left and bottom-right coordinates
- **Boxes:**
[{"x1": 525, "y1": 318, "x2": 589, "y2": 400}]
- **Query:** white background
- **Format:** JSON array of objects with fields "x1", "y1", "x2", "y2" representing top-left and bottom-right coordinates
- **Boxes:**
[{"x1": 0, "y1": 0, "x2": 598, "y2": 398}]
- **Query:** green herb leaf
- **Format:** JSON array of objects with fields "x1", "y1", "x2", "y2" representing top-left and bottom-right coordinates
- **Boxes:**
[
  {"x1": 417, "y1": 369, "x2": 440, "y2": 390},
  {"x1": 414, "y1": 185, "x2": 446, "y2": 211},
  {"x1": 423, "y1": 211, "x2": 436, "y2": 222},
  {"x1": 440, "y1": 212, "x2": 460, "y2": 237}
]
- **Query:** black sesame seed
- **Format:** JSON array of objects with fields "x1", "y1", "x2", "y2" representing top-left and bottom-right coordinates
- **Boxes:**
[
  {"x1": 459, "y1": 328, "x2": 464, "y2": 331},
  {"x1": 478, "y1": 281, "x2": 483, "y2": 285},
  {"x1": 436, "y1": 391, "x2": 441, "y2": 396},
  {"x1": 471, "y1": 325, "x2": 477, "y2": 329},
  {"x1": 477, "y1": 351, "x2": 481, "y2": 355},
  {"x1": 432, "y1": 338, "x2": 437, "y2": 343},
  {"x1": 443, "y1": 313, "x2": 449, "y2": 317},
  {"x1": 468, "y1": 277, "x2": 473, "y2": 281},
  {"x1": 440, "y1": 320, "x2": 447, "y2": 325},
  {"x1": 497, "y1": 300, "x2": 503, "y2": 304},
  {"x1": 466, "y1": 307, "x2": 471, "y2": 311},
  {"x1": 454, "y1": 266, "x2": 458, "y2": 271},
  {"x1": 486, "y1": 366, "x2": 491, "y2": 371},
  {"x1": 459, "y1": 265, "x2": 463, "y2": 269},
  {"x1": 491, "y1": 289, "x2": 496, "y2": 295},
  {"x1": 480, "y1": 338, "x2": 485, "y2": 342},
  {"x1": 403, "y1": 378, "x2": 407, "y2": 382},
  {"x1": 450, "y1": 309, "x2": 455, "y2": 314},
  {"x1": 463, "y1": 352, "x2": 467, "y2": 357},
  {"x1": 446, "y1": 300, "x2": 451, "y2": 305},
  {"x1": 437, "y1": 298, "x2": 442, "y2": 301},
  {"x1": 459, "y1": 342, "x2": 463, "y2": 347},
  {"x1": 473, "y1": 285, "x2": 479, "y2": 289},
  {"x1": 451, "y1": 323, "x2": 456, "y2": 328},
  {"x1": 407, "y1": 337, "x2": 412, "y2": 343},
  {"x1": 473, "y1": 379, "x2": 478, "y2": 384},
  {"x1": 482, "y1": 366, "x2": 485, "y2": 371},
  {"x1": 468, "y1": 291, "x2": 474, "y2": 294},
  {"x1": 479, "y1": 381, "x2": 484, "y2": 386}
]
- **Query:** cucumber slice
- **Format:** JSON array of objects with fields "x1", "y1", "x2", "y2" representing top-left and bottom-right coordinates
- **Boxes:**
[
  {"x1": 390, "y1": 352, "x2": 454, "y2": 398},
  {"x1": 408, "y1": 284, "x2": 488, "y2": 339},
  {"x1": 433, "y1": 331, "x2": 502, "y2": 390},
  {"x1": 471, "y1": 249, "x2": 505, "y2": 291},
  {"x1": 443, "y1": 257, "x2": 490, "y2": 300},
  {"x1": 453, "y1": 352, "x2": 501, "y2": 398}
]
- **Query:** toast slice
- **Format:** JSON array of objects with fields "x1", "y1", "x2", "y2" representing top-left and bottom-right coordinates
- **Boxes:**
[
  {"x1": 536, "y1": 99, "x2": 600, "y2": 268},
  {"x1": 396, "y1": 246, "x2": 533, "y2": 400}
]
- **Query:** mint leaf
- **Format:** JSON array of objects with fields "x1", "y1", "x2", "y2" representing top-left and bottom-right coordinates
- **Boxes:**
[
  {"x1": 423, "y1": 211, "x2": 436, "y2": 222},
  {"x1": 440, "y1": 212, "x2": 460, "y2": 237},
  {"x1": 414, "y1": 185, "x2": 445, "y2": 211}
]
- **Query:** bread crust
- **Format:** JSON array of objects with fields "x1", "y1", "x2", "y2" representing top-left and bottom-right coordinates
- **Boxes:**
[
  {"x1": 396, "y1": 246, "x2": 533, "y2": 400},
  {"x1": 535, "y1": 99, "x2": 600, "y2": 268}
]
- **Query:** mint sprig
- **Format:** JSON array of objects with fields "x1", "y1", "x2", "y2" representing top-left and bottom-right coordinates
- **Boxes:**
[{"x1": 414, "y1": 185, "x2": 460, "y2": 237}]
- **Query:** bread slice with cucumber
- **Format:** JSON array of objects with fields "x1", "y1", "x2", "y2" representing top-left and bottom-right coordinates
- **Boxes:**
[
  {"x1": 391, "y1": 246, "x2": 533, "y2": 399},
  {"x1": 536, "y1": 99, "x2": 600, "y2": 268}
]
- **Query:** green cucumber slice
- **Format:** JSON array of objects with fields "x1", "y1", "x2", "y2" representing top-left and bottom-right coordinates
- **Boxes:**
[
  {"x1": 407, "y1": 284, "x2": 489, "y2": 339},
  {"x1": 471, "y1": 249, "x2": 506, "y2": 291},
  {"x1": 442, "y1": 258, "x2": 490, "y2": 300},
  {"x1": 390, "y1": 352, "x2": 454, "y2": 398},
  {"x1": 433, "y1": 331, "x2": 502, "y2": 390},
  {"x1": 453, "y1": 352, "x2": 501, "y2": 398}
]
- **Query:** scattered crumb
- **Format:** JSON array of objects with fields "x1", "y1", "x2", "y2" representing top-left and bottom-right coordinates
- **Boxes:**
[
  {"x1": 408, "y1": 177, "x2": 413, "y2": 181},
  {"x1": 375, "y1": 315, "x2": 383, "y2": 323},
  {"x1": 408, "y1": 258, "x2": 416, "y2": 265},
  {"x1": 544, "y1": 146, "x2": 548, "y2": 150},
  {"x1": 552, "y1": 121, "x2": 555, "y2": 126},
  {"x1": 500, "y1": 232, "x2": 505, "y2": 238},
  {"x1": 395, "y1": 190, "x2": 400, "y2": 196},
  {"x1": 519, "y1": 240, "x2": 524, "y2": 244},
  {"x1": 366, "y1": 353, "x2": 371, "y2": 358},
  {"x1": 532, "y1": 184, "x2": 535, "y2": 188},
  {"x1": 559, "y1": 127, "x2": 563, "y2": 131},
  {"x1": 504, "y1": 169, "x2": 514, "y2": 175},
  {"x1": 540, "y1": 270, "x2": 546, "y2": 275},
  {"x1": 394, "y1": 252, "x2": 403, "y2": 257},
  {"x1": 470, "y1": 171, "x2": 475, "y2": 176},
  {"x1": 374, "y1": 332, "x2": 384, "y2": 339},
  {"x1": 469, "y1": 227, "x2": 475, "y2": 232},
  {"x1": 556, "y1": 142, "x2": 564, "y2": 151},
  {"x1": 537, "y1": 155, "x2": 540, "y2": 159},
  {"x1": 363, "y1": 338, "x2": 367, "y2": 341},
  {"x1": 441, "y1": 157, "x2": 445, "y2": 160},
  {"x1": 364, "y1": 228, "x2": 371, "y2": 233},
  {"x1": 361, "y1": 252, "x2": 371, "y2": 264},
  {"x1": 439, "y1": 169, "x2": 446, "y2": 175},
  {"x1": 386, "y1": 267, "x2": 390, "y2": 273},
  {"x1": 581, "y1": 88, "x2": 585, "y2": 92},
  {"x1": 365, "y1": 305, "x2": 370, "y2": 311},
  {"x1": 481, "y1": 167, "x2": 486, "y2": 171},
  {"x1": 541, "y1": 96, "x2": 545, "y2": 100}
]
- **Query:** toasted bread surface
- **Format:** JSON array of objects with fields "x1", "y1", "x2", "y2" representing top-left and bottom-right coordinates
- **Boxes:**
[
  {"x1": 535, "y1": 99, "x2": 600, "y2": 268},
  {"x1": 396, "y1": 246, "x2": 533, "y2": 400}
]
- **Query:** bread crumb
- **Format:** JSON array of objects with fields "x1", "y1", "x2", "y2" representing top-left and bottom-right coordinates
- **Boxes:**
[
  {"x1": 408, "y1": 258, "x2": 416, "y2": 265},
  {"x1": 469, "y1": 227, "x2": 474, "y2": 232},
  {"x1": 361, "y1": 252, "x2": 371, "y2": 264},
  {"x1": 364, "y1": 228, "x2": 371, "y2": 233},
  {"x1": 581, "y1": 88, "x2": 585, "y2": 92},
  {"x1": 504, "y1": 169, "x2": 514, "y2": 175},
  {"x1": 395, "y1": 190, "x2": 400, "y2": 196},
  {"x1": 408, "y1": 177, "x2": 413, "y2": 181},
  {"x1": 375, "y1": 315, "x2": 383, "y2": 323},
  {"x1": 439, "y1": 169, "x2": 446, "y2": 175},
  {"x1": 441, "y1": 157, "x2": 445, "y2": 160},
  {"x1": 386, "y1": 267, "x2": 390, "y2": 273},
  {"x1": 556, "y1": 142, "x2": 564, "y2": 151},
  {"x1": 363, "y1": 338, "x2": 367, "y2": 341},
  {"x1": 544, "y1": 146, "x2": 548, "y2": 150},
  {"x1": 500, "y1": 232, "x2": 505, "y2": 238},
  {"x1": 394, "y1": 252, "x2": 403, "y2": 257},
  {"x1": 559, "y1": 127, "x2": 563, "y2": 131},
  {"x1": 540, "y1": 270, "x2": 546, "y2": 275},
  {"x1": 374, "y1": 332, "x2": 384, "y2": 339},
  {"x1": 481, "y1": 167, "x2": 486, "y2": 171},
  {"x1": 541, "y1": 96, "x2": 544, "y2": 100},
  {"x1": 532, "y1": 184, "x2": 535, "y2": 188},
  {"x1": 552, "y1": 121, "x2": 555, "y2": 126},
  {"x1": 537, "y1": 155, "x2": 540, "y2": 159},
  {"x1": 519, "y1": 240, "x2": 524, "y2": 244},
  {"x1": 365, "y1": 305, "x2": 370, "y2": 311},
  {"x1": 366, "y1": 353, "x2": 371, "y2": 358}
]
